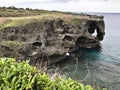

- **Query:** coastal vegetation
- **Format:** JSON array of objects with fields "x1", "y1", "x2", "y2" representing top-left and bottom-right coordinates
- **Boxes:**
[
  {"x1": 0, "y1": 6, "x2": 100, "y2": 30},
  {"x1": 0, "y1": 7, "x2": 106, "y2": 90},
  {"x1": 0, "y1": 6, "x2": 51, "y2": 17},
  {"x1": 0, "y1": 58, "x2": 106, "y2": 90}
]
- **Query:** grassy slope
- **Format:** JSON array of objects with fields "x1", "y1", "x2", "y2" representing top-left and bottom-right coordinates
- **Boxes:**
[
  {"x1": 0, "y1": 7, "x2": 101, "y2": 30},
  {"x1": 0, "y1": 7, "x2": 75, "y2": 29},
  {"x1": 0, "y1": 14, "x2": 80, "y2": 29}
]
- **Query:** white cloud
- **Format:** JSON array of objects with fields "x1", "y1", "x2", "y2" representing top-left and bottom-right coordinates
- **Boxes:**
[
  {"x1": 50, "y1": 0, "x2": 80, "y2": 3},
  {"x1": 0, "y1": 0, "x2": 120, "y2": 13},
  {"x1": 0, "y1": 0, "x2": 48, "y2": 6}
]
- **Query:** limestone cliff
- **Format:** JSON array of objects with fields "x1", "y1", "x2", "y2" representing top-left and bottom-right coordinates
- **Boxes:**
[{"x1": 0, "y1": 14, "x2": 105, "y2": 65}]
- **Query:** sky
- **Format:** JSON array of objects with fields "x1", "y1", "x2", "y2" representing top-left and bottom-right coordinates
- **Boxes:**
[{"x1": 0, "y1": 0, "x2": 120, "y2": 13}]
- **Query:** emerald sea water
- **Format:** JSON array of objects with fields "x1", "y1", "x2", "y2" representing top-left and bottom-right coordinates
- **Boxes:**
[{"x1": 57, "y1": 13, "x2": 120, "y2": 90}]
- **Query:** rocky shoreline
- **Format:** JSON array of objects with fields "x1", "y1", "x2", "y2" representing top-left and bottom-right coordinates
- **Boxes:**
[{"x1": 0, "y1": 14, "x2": 105, "y2": 65}]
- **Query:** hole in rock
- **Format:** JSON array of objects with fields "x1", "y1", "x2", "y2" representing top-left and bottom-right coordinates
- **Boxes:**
[
  {"x1": 88, "y1": 21, "x2": 98, "y2": 37},
  {"x1": 32, "y1": 41, "x2": 42, "y2": 46},
  {"x1": 63, "y1": 35, "x2": 73, "y2": 41}
]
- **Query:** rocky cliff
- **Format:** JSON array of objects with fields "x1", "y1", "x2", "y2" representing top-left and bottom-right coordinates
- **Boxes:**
[{"x1": 0, "y1": 14, "x2": 105, "y2": 65}]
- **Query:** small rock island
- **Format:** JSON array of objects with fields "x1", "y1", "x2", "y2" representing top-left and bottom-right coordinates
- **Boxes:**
[{"x1": 0, "y1": 7, "x2": 105, "y2": 65}]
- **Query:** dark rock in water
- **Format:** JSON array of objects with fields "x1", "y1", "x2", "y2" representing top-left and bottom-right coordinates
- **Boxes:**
[{"x1": 0, "y1": 14, "x2": 105, "y2": 65}]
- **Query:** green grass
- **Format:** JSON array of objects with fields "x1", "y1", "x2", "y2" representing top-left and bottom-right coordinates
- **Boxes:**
[
  {"x1": 0, "y1": 14, "x2": 79, "y2": 29},
  {"x1": 0, "y1": 13, "x2": 72, "y2": 29},
  {"x1": 72, "y1": 18, "x2": 80, "y2": 25},
  {"x1": 0, "y1": 41, "x2": 24, "y2": 47},
  {"x1": 0, "y1": 6, "x2": 85, "y2": 29},
  {"x1": 0, "y1": 18, "x2": 41, "y2": 29},
  {"x1": 0, "y1": 7, "x2": 102, "y2": 30},
  {"x1": 5, "y1": 19, "x2": 28, "y2": 26},
  {"x1": 0, "y1": 7, "x2": 68, "y2": 17}
]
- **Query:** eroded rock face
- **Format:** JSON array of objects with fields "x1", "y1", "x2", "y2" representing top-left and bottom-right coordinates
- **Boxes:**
[
  {"x1": 0, "y1": 15, "x2": 105, "y2": 65},
  {"x1": 76, "y1": 19, "x2": 105, "y2": 48}
]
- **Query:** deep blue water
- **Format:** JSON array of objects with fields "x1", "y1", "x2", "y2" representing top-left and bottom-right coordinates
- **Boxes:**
[{"x1": 57, "y1": 13, "x2": 120, "y2": 90}]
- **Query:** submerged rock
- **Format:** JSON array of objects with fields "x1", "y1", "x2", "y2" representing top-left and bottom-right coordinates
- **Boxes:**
[{"x1": 0, "y1": 14, "x2": 105, "y2": 65}]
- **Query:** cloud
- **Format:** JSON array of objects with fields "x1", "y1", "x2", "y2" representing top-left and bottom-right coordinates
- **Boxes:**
[
  {"x1": 0, "y1": 0, "x2": 77, "y2": 6},
  {"x1": 0, "y1": 0, "x2": 48, "y2": 6},
  {"x1": 51, "y1": 0, "x2": 80, "y2": 3},
  {"x1": 0, "y1": 0, "x2": 120, "y2": 13}
]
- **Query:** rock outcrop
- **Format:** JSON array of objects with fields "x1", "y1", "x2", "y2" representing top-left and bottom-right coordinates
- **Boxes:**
[{"x1": 0, "y1": 14, "x2": 105, "y2": 65}]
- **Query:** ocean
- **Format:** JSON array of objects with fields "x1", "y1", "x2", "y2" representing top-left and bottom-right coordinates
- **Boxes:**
[{"x1": 57, "y1": 13, "x2": 120, "y2": 90}]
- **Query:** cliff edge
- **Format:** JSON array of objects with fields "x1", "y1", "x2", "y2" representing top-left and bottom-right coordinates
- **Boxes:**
[{"x1": 0, "y1": 9, "x2": 105, "y2": 65}]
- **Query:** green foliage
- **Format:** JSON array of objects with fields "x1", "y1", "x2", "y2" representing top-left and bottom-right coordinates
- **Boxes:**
[
  {"x1": 0, "y1": 58, "x2": 107, "y2": 90},
  {"x1": 0, "y1": 58, "x2": 39, "y2": 90},
  {"x1": 49, "y1": 77, "x2": 94, "y2": 90}
]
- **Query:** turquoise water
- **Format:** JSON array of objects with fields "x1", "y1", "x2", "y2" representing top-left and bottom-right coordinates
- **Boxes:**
[{"x1": 58, "y1": 13, "x2": 120, "y2": 90}]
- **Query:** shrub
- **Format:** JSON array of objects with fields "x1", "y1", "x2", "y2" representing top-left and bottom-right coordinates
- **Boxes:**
[
  {"x1": 0, "y1": 58, "x2": 48, "y2": 90},
  {"x1": 0, "y1": 58, "x2": 107, "y2": 90}
]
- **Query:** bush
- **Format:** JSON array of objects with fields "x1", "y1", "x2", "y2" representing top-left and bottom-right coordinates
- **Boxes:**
[{"x1": 0, "y1": 58, "x2": 106, "y2": 90}]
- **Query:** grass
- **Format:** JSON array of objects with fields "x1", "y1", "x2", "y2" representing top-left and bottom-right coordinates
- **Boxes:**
[
  {"x1": 0, "y1": 17, "x2": 38, "y2": 29},
  {"x1": 0, "y1": 7, "x2": 102, "y2": 30},
  {"x1": 72, "y1": 18, "x2": 80, "y2": 25},
  {"x1": 0, "y1": 41, "x2": 24, "y2": 47},
  {"x1": 0, "y1": 6, "x2": 76, "y2": 17},
  {"x1": 0, "y1": 13, "x2": 73, "y2": 29},
  {"x1": 5, "y1": 19, "x2": 29, "y2": 26}
]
